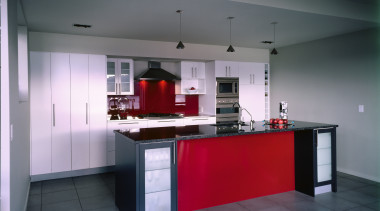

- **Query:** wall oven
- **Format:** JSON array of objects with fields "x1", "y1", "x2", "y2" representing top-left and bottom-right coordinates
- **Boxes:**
[
  {"x1": 216, "y1": 97, "x2": 239, "y2": 123},
  {"x1": 216, "y1": 78, "x2": 239, "y2": 98}
]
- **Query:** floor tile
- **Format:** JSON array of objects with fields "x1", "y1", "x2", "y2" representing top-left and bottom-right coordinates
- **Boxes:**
[
  {"x1": 336, "y1": 190, "x2": 379, "y2": 205},
  {"x1": 283, "y1": 200, "x2": 332, "y2": 211},
  {"x1": 355, "y1": 185, "x2": 380, "y2": 198},
  {"x1": 73, "y1": 175, "x2": 105, "y2": 189},
  {"x1": 28, "y1": 194, "x2": 41, "y2": 207},
  {"x1": 337, "y1": 177, "x2": 369, "y2": 192},
  {"x1": 345, "y1": 206, "x2": 376, "y2": 211},
  {"x1": 100, "y1": 172, "x2": 115, "y2": 185},
  {"x1": 86, "y1": 205, "x2": 119, "y2": 211},
  {"x1": 76, "y1": 184, "x2": 112, "y2": 199},
  {"x1": 365, "y1": 201, "x2": 380, "y2": 211},
  {"x1": 80, "y1": 194, "x2": 115, "y2": 210},
  {"x1": 30, "y1": 182, "x2": 42, "y2": 195},
  {"x1": 42, "y1": 180, "x2": 75, "y2": 193},
  {"x1": 237, "y1": 196, "x2": 280, "y2": 210},
  {"x1": 42, "y1": 177, "x2": 73, "y2": 185},
  {"x1": 313, "y1": 192, "x2": 360, "y2": 211},
  {"x1": 338, "y1": 172, "x2": 380, "y2": 186},
  {"x1": 198, "y1": 203, "x2": 249, "y2": 211},
  {"x1": 266, "y1": 191, "x2": 313, "y2": 204},
  {"x1": 255, "y1": 205, "x2": 291, "y2": 211},
  {"x1": 42, "y1": 189, "x2": 78, "y2": 205},
  {"x1": 41, "y1": 200, "x2": 82, "y2": 211}
]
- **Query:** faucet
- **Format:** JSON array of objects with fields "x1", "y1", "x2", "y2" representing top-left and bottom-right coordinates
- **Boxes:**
[{"x1": 232, "y1": 102, "x2": 255, "y2": 130}]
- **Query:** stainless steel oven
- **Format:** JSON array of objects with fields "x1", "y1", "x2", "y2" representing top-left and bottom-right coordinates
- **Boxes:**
[
  {"x1": 216, "y1": 78, "x2": 239, "y2": 98},
  {"x1": 216, "y1": 97, "x2": 239, "y2": 123}
]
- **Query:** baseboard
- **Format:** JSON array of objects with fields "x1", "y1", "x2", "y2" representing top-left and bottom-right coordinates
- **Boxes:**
[
  {"x1": 30, "y1": 166, "x2": 115, "y2": 182},
  {"x1": 337, "y1": 168, "x2": 380, "y2": 183}
]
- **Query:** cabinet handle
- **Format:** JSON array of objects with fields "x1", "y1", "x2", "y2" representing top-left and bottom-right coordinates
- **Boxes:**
[
  {"x1": 118, "y1": 122, "x2": 139, "y2": 125},
  {"x1": 115, "y1": 83, "x2": 118, "y2": 94},
  {"x1": 192, "y1": 118, "x2": 208, "y2": 121},
  {"x1": 195, "y1": 67, "x2": 197, "y2": 78},
  {"x1": 229, "y1": 66, "x2": 231, "y2": 76},
  {"x1": 86, "y1": 103, "x2": 88, "y2": 125},
  {"x1": 158, "y1": 120, "x2": 175, "y2": 123},
  {"x1": 225, "y1": 66, "x2": 228, "y2": 77},
  {"x1": 53, "y1": 104, "x2": 55, "y2": 127},
  {"x1": 118, "y1": 83, "x2": 121, "y2": 94},
  {"x1": 252, "y1": 74, "x2": 254, "y2": 84}
]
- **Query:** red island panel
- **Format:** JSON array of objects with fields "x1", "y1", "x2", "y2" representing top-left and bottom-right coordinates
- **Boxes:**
[{"x1": 177, "y1": 131, "x2": 295, "y2": 211}]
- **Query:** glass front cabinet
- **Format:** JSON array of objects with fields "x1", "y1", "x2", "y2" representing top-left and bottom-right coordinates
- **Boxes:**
[
  {"x1": 294, "y1": 127, "x2": 337, "y2": 196},
  {"x1": 107, "y1": 58, "x2": 134, "y2": 95}
]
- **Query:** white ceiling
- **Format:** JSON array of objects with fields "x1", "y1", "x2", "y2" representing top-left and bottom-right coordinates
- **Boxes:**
[{"x1": 20, "y1": 0, "x2": 380, "y2": 49}]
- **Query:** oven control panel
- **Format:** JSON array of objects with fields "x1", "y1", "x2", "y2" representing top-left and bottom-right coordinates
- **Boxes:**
[{"x1": 216, "y1": 97, "x2": 239, "y2": 104}]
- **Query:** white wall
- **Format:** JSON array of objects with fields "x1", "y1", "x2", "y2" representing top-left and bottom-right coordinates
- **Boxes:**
[
  {"x1": 28, "y1": 32, "x2": 269, "y2": 63},
  {"x1": 1, "y1": 0, "x2": 31, "y2": 210},
  {"x1": 270, "y1": 28, "x2": 380, "y2": 182}
]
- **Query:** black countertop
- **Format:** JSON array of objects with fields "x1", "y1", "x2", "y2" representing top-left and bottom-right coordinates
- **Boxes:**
[{"x1": 114, "y1": 121, "x2": 338, "y2": 144}]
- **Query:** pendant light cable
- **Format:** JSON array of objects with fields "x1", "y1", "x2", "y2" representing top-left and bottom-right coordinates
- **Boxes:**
[
  {"x1": 227, "y1": 17, "x2": 235, "y2": 52},
  {"x1": 176, "y1": 10, "x2": 185, "y2": 49},
  {"x1": 271, "y1": 22, "x2": 278, "y2": 55}
]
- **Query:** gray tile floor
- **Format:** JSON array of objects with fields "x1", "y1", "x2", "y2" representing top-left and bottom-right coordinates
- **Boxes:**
[{"x1": 27, "y1": 172, "x2": 380, "y2": 211}]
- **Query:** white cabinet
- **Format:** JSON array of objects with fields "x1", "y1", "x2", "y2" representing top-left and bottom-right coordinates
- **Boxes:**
[
  {"x1": 184, "y1": 116, "x2": 216, "y2": 125},
  {"x1": 51, "y1": 53, "x2": 71, "y2": 173},
  {"x1": 30, "y1": 51, "x2": 107, "y2": 175},
  {"x1": 30, "y1": 52, "x2": 52, "y2": 175},
  {"x1": 238, "y1": 62, "x2": 265, "y2": 85},
  {"x1": 239, "y1": 84, "x2": 265, "y2": 122},
  {"x1": 107, "y1": 58, "x2": 134, "y2": 95},
  {"x1": 175, "y1": 61, "x2": 206, "y2": 94},
  {"x1": 215, "y1": 61, "x2": 239, "y2": 77},
  {"x1": 89, "y1": 55, "x2": 107, "y2": 168},
  {"x1": 147, "y1": 119, "x2": 184, "y2": 128}
]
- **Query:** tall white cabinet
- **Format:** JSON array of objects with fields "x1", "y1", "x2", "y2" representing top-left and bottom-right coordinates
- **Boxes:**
[{"x1": 30, "y1": 51, "x2": 107, "y2": 175}]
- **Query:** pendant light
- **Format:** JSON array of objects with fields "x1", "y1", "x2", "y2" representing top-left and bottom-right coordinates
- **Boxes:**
[
  {"x1": 227, "y1": 17, "x2": 235, "y2": 52},
  {"x1": 176, "y1": 10, "x2": 185, "y2": 49},
  {"x1": 270, "y1": 22, "x2": 278, "y2": 55}
]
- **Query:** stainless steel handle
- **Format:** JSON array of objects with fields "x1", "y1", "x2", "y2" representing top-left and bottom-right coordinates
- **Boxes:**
[
  {"x1": 86, "y1": 103, "x2": 88, "y2": 124},
  {"x1": 192, "y1": 118, "x2": 208, "y2": 121},
  {"x1": 158, "y1": 120, "x2": 175, "y2": 123},
  {"x1": 118, "y1": 122, "x2": 139, "y2": 125},
  {"x1": 192, "y1": 67, "x2": 194, "y2": 78},
  {"x1": 115, "y1": 83, "x2": 118, "y2": 94},
  {"x1": 53, "y1": 104, "x2": 55, "y2": 127},
  {"x1": 225, "y1": 66, "x2": 228, "y2": 76},
  {"x1": 229, "y1": 66, "x2": 231, "y2": 76},
  {"x1": 250, "y1": 74, "x2": 252, "y2": 84},
  {"x1": 118, "y1": 83, "x2": 121, "y2": 94},
  {"x1": 252, "y1": 74, "x2": 254, "y2": 84}
]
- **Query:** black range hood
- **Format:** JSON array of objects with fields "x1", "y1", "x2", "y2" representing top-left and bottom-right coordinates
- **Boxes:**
[{"x1": 136, "y1": 61, "x2": 179, "y2": 81}]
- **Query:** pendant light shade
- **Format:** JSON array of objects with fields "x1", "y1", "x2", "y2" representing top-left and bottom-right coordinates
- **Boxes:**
[
  {"x1": 270, "y1": 22, "x2": 278, "y2": 55},
  {"x1": 176, "y1": 10, "x2": 185, "y2": 49},
  {"x1": 227, "y1": 17, "x2": 235, "y2": 53}
]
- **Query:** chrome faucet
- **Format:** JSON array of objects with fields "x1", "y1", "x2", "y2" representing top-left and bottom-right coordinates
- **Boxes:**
[{"x1": 232, "y1": 102, "x2": 255, "y2": 130}]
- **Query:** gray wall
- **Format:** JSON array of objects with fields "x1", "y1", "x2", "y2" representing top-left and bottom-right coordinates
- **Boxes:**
[
  {"x1": 1, "y1": 0, "x2": 31, "y2": 210},
  {"x1": 270, "y1": 28, "x2": 380, "y2": 182}
]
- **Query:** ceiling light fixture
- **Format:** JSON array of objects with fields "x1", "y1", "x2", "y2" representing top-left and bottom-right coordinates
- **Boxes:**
[
  {"x1": 227, "y1": 17, "x2": 235, "y2": 52},
  {"x1": 270, "y1": 22, "x2": 278, "y2": 55},
  {"x1": 176, "y1": 10, "x2": 185, "y2": 49}
]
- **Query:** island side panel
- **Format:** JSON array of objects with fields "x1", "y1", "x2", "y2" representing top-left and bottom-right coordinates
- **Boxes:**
[
  {"x1": 115, "y1": 133, "x2": 138, "y2": 211},
  {"x1": 177, "y1": 131, "x2": 295, "y2": 211}
]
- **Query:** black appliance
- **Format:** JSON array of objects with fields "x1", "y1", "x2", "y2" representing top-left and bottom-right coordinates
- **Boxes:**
[{"x1": 135, "y1": 61, "x2": 179, "y2": 81}]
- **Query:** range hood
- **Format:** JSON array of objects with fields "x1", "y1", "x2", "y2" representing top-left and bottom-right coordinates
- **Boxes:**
[{"x1": 136, "y1": 61, "x2": 179, "y2": 81}]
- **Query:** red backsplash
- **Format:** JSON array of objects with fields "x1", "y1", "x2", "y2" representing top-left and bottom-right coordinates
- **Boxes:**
[{"x1": 107, "y1": 80, "x2": 199, "y2": 117}]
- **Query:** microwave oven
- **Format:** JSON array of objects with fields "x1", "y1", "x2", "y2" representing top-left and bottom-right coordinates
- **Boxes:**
[{"x1": 216, "y1": 78, "x2": 239, "y2": 98}]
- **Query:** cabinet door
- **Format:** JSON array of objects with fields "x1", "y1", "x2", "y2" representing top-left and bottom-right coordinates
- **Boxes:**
[
  {"x1": 107, "y1": 59, "x2": 117, "y2": 95},
  {"x1": 89, "y1": 55, "x2": 107, "y2": 168},
  {"x1": 70, "y1": 53, "x2": 90, "y2": 170},
  {"x1": 238, "y1": 62, "x2": 253, "y2": 85},
  {"x1": 239, "y1": 62, "x2": 265, "y2": 85},
  {"x1": 180, "y1": 62, "x2": 195, "y2": 79},
  {"x1": 51, "y1": 53, "x2": 72, "y2": 173},
  {"x1": 139, "y1": 142, "x2": 177, "y2": 211},
  {"x1": 315, "y1": 129, "x2": 336, "y2": 185},
  {"x1": 119, "y1": 59, "x2": 134, "y2": 95},
  {"x1": 215, "y1": 61, "x2": 238, "y2": 77},
  {"x1": 239, "y1": 84, "x2": 265, "y2": 121},
  {"x1": 30, "y1": 51, "x2": 52, "y2": 175},
  {"x1": 194, "y1": 62, "x2": 205, "y2": 79}
]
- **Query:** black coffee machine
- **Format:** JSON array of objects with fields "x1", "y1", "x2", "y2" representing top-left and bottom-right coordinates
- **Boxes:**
[{"x1": 109, "y1": 97, "x2": 120, "y2": 120}]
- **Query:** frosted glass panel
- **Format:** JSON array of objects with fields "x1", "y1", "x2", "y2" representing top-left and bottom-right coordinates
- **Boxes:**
[
  {"x1": 145, "y1": 190, "x2": 171, "y2": 211},
  {"x1": 145, "y1": 169, "x2": 171, "y2": 193},
  {"x1": 317, "y1": 132, "x2": 331, "y2": 149},
  {"x1": 317, "y1": 148, "x2": 331, "y2": 166},
  {"x1": 120, "y1": 82, "x2": 130, "y2": 92},
  {"x1": 145, "y1": 147, "x2": 171, "y2": 170},
  {"x1": 318, "y1": 164, "x2": 332, "y2": 182}
]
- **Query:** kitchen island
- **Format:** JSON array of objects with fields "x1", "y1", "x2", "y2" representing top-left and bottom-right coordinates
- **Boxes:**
[{"x1": 114, "y1": 121, "x2": 338, "y2": 211}]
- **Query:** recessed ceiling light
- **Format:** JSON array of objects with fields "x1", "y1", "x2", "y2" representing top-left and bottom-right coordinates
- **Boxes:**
[
  {"x1": 261, "y1": 41, "x2": 273, "y2": 44},
  {"x1": 73, "y1": 24, "x2": 92, "y2": 28}
]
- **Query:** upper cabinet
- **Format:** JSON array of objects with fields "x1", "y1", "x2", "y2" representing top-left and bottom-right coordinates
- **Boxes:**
[
  {"x1": 215, "y1": 61, "x2": 239, "y2": 77},
  {"x1": 175, "y1": 61, "x2": 206, "y2": 94},
  {"x1": 238, "y1": 62, "x2": 265, "y2": 85},
  {"x1": 107, "y1": 58, "x2": 134, "y2": 95}
]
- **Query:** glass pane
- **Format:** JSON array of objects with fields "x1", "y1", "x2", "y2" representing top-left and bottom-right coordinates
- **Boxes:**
[
  {"x1": 219, "y1": 83, "x2": 233, "y2": 93},
  {"x1": 145, "y1": 147, "x2": 171, "y2": 170},
  {"x1": 318, "y1": 164, "x2": 332, "y2": 182},
  {"x1": 107, "y1": 62, "x2": 116, "y2": 75},
  {"x1": 317, "y1": 132, "x2": 331, "y2": 149},
  {"x1": 317, "y1": 148, "x2": 331, "y2": 165},
  {"x1": 120, "y1": 74, "x2": 130, "y2": 83},
  {"x1": 145, "y1": 169, "x2": 171, "y2": 193},
  {"x1": 121, "y1": 62, "x2": 130, "y2": 70},
  {"x1": 107, "y1": 83, "x2": 115, "y2": 92},
  {"x1": 121, "y1": 82, "x2": 130, "y2": 93},
  {"x1": 145, "y1": 190, "x2": 171, "y2": 211}
]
